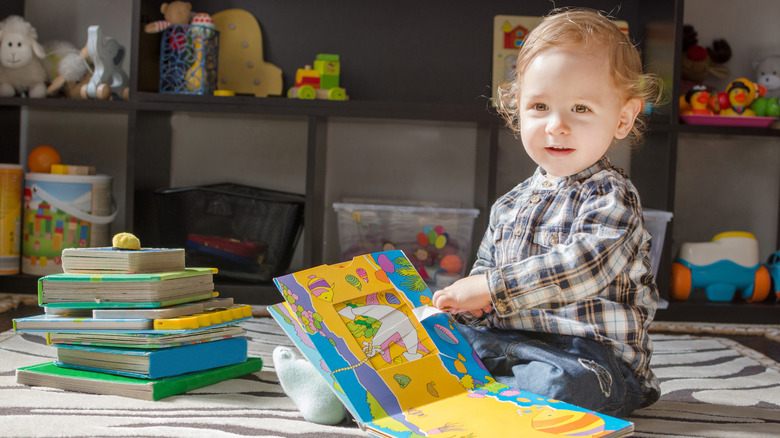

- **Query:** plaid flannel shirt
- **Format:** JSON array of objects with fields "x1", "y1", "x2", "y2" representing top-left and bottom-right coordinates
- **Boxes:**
[{"x1": 465, "y1": 155, "x2": 660, "y2": 405}]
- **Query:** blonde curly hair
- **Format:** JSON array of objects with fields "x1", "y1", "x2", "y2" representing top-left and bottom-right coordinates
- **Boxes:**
[{"x1": 494, "y1": 8, "x2": 664, "y2": 145}]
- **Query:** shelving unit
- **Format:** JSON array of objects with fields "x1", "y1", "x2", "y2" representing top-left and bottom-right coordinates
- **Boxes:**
[{"x1": 0, "y1": 0, "x2": 777, "y2": 317}]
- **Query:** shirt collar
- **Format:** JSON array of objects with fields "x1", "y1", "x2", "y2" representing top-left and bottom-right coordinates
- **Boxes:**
[{"x1": 537, "y1": 155, "x2": 612, "y2": 185}]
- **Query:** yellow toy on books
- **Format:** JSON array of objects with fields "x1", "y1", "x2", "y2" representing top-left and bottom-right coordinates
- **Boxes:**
[{"x1": 154, "y1": 304, "x2": 253, "y2": 330}]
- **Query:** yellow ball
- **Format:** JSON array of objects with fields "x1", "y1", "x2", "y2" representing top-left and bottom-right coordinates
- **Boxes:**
[{"x1": 112, "y1": 232, "x2": 141, "y2": 250}]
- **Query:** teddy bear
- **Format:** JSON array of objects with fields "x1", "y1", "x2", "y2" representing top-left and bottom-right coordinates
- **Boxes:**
[
  {"x1": 753, "y1": 55, "x2": 780, "y2": 99},
  {"x1": 144, "y1": 1, "x2": 193, "y2": 33}
]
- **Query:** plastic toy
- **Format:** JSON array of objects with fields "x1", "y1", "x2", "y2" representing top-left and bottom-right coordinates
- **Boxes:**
[
  {"x1": 0, "y1": 15, "x2": 47, "y2": 98},
  {"x1": 680, "y1": 85, "x2": 715, "y2": 115},
  {"x1": 81, "y1": 25, "x2": 130, "y2": 100},
  {"x1": 670, "y1": 231, "x2": 771, "y2": 302},
  {"x1": 717, "y1": 78, "x2": 765, "y2": 116},
  {"x1": 27, "y1": 145, "x2": 61, "y2": 173},
  {"x1": 766, "y1": 251, "x2": 780, "y2": 299},
  {"x1": 212, "y1": 9, "x2": 283, "y2": 97},
  {"x1": 287, "y1": 54, "x2": 347, "y2": 101}
]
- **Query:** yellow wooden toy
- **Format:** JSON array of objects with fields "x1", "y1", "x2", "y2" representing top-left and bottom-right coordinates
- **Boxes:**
[{"x1": 212, "y1": 9, "x2": 282, "y2": 97}]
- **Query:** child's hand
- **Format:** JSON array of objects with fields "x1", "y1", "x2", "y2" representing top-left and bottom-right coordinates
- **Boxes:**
[{"x1": 431, "y1": 274, "x2": 493, "y2": 317}]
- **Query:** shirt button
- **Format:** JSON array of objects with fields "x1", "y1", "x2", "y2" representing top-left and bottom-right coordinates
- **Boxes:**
[
  {"x1": 549, "y1": 235, "x2": 559, "y2": 245},
  {"x1": 513, "y1": 228, "x2": 522, "y2": 237},
  {"x1": 529, "y1": 195, "x2": 541, "y2": 204},
  {"x1": 495, "y1": 302, "x2": 507, "y2": 313},
  {"x1": 542, "y1": 181, "x2": 552, "y2": 188}
]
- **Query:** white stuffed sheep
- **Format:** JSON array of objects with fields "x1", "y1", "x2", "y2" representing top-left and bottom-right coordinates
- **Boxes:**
[{"x1": 0, "y1": 15, "x2": 47, "y2": 98}]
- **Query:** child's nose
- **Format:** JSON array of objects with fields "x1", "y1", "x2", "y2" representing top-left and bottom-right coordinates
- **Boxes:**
[{"x1": 545, "y1": 112, "x2": 570, "y2": 135}]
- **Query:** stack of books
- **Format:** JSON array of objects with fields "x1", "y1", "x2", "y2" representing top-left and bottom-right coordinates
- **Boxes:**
[{"x1": 13, "y1": 246, "x2": 263, "y2": 400}]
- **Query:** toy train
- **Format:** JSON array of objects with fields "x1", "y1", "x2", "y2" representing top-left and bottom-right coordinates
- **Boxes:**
[{"x1": 287, "y1": 54, "x2": 347, "y2": 101}]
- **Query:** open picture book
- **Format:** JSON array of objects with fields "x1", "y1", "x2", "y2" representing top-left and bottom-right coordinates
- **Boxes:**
[{"x1": 269, "y1": 250, "x2": 634, "y2": 438}]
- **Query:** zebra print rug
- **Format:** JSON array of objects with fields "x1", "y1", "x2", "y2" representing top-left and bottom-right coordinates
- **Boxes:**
[{"x1": 1, "y1": 317, "x2": 778, "y2": 437}]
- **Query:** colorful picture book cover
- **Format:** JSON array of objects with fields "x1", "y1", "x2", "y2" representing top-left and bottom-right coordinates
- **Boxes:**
[
  {"x1": 492, "y1": 15, "x2": 629, "y2": 102},
  {"x1": 269, "y1": 250, "x2": 634, "y2": 437}
]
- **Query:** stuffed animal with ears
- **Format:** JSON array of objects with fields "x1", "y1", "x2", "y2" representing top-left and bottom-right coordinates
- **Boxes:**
[
  {"x1": 753, "y1": 55, "x2": 780, "y2": 99},
  {"x1": 42, "y1": 40, "x2": 91, "y2": 98},
  {"x1": 0, "y1": 15, "x2": 47, "y2": 98},
  {"x1": 144, "y1": 1, "x2": 193, "y2": 33}
]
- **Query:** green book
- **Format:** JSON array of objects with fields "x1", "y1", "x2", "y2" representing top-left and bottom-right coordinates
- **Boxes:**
[
  {"x1": 38, "y1": 268, "x2": 217, "y2": 307},
  {"x1": 16, "y1": 357, "x2": 262, "y2": 401}
]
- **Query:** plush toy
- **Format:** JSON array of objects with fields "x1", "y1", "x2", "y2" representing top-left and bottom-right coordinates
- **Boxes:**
[
  {"x1": 680, "y1": 24, "x2": 731, "y2": 84},
  {"x1": 112, "y1": 232, "x2": 141, "y2": 250},
  {"x1": 144, "y1": 1, "x2": 193, "y2": 33},
  {"x1": 42, "y1": 40, "x2": 90, "y2": 98},
  {"x1": 753, "y1": 55, "x2": 780, "y2": 99},
  {"x1": 0, "y1": 15, "x2": 47, "y2": 98}
]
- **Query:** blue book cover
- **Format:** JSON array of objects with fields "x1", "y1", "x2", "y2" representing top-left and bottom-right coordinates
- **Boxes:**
[
  {"x1": 55, "y1": 337, "x2": 248, "y2": 379},
  {"x1": 269, "y1": 250, "x2": 634, "y2": 437}
]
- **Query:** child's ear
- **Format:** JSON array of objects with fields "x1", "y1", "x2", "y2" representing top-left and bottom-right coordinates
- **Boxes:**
[{"x1": 615, "y1": 98, "x2": 643, "y2": 139}]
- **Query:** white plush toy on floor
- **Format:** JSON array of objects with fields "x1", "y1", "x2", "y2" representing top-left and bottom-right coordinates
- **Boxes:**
[
  {"x1": 272, "y1": 346, "x2": 347, "y2": 425},
  {"x1": 0, "y1": 15, "x2": 47, "y2": 98}
]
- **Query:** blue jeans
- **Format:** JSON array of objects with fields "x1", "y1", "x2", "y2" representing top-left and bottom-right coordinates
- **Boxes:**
[{"x1": 456, "y1": 323, "x2": 643, "y2": 417}]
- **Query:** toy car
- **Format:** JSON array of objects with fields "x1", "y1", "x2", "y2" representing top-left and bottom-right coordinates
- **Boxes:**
[
  {"x1": 670, "y1": 231, "x2": 771, "y2": 302},
  {"x1": 766, "y1": 251, "x2": 780, "y2": 299},
  {"x1": 287, "y1": 54, "x2": 347, "y2": 101}
]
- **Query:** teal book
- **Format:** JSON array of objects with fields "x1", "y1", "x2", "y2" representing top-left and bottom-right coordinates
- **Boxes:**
[
  {"x1": 54, "y1": 337, "x2": 248, "y2": 379},
  {"x1": 38, "y1": 268, "x2": 217, "y2": 307},
  {"x1": 16, "y1": 357, "x2": 263, "y2": 401},
  {"x1": 269, "y1": 250, "x2": 635, "y2": 438}
]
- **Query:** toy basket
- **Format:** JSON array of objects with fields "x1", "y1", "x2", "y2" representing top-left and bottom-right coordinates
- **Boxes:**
[
  {"x1": 155, "y1": 183, "x2": 305, "y2": 282},
  {"x1": 158, "y1": 24, "x2": 219, "y2": 95}
]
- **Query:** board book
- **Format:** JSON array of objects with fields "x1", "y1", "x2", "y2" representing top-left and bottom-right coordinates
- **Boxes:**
[
  {"x1": 91, "y1": 297, "x2": 234, "y2": 319},
  {"x1": 12, "y1": 309, "x2": 251, "y2": 334},
  {"x1": 16, "y1": 357, "x2": 263, "y2": 401},
  {"x1": 269, "y1": 250, "x2": 634, "y2": 438},
  {"x1": 47, "y1": 324, "x2": 245, "y2": 349},
  {"x1": 61, "y1": 247, "x2": 185, "y2": 274},
  {"x1": 38, "y1": 268, "x2": 216, "y2": 306},
  {"x1": 55, "y1": 337, "x2": 248, "y2": 379}
]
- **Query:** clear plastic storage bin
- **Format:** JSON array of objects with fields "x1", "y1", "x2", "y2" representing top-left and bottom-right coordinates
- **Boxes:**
[{"x1": 334, "y1": 202, "x2": 479, "y2": 287}]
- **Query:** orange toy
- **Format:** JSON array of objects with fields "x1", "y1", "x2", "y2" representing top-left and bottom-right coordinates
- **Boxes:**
[{"x1": 27, "y1": 145, "x2": 61, "y2": 173}]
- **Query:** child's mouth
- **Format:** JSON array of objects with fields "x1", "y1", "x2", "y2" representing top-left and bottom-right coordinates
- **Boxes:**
[{"x1": 545, "y1": 146, "x2": 574, "y2": 156}]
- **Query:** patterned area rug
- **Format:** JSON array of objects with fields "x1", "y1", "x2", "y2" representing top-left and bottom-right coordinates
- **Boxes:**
[{"x1": 1, "y1": 317, "x2": 778, "y2": 437}]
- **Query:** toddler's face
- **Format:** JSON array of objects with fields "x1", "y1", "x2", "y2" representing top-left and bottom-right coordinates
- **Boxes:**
[{"x1": 518, "y1": 46, "x2": 639, "y2": 179}]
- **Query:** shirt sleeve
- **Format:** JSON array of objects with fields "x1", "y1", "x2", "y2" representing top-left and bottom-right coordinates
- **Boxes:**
[{"x1": 481, "y1": 178, "x2": 646, "y2": 316}]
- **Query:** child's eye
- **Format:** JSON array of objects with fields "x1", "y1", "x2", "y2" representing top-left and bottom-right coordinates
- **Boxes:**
[
  {"x1": 532, "y1": 103, "x2": 548, "y2": 111},
  {"x1": 572, "y1": 104, "x2": 589, "y2": 113}
]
